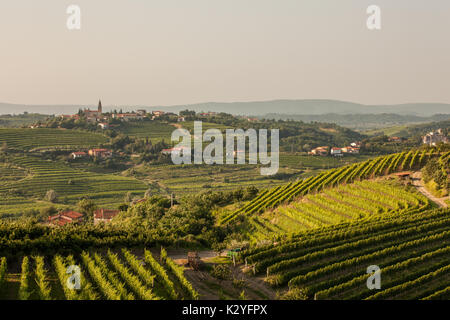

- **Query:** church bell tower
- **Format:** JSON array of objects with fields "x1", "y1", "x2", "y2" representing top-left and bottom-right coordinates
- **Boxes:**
[{"x1": 98, "y1": 100, "x2": 102, "y2": 114}]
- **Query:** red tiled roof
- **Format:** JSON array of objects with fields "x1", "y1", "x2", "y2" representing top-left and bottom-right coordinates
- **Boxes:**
[
  {"x1": 394, "y1": 171, "x2": 412, "y2": 177},
  {"x1": 60, "y1": 210, "x2": 84, "y2": 219},
  {"x1": 72, "y1": 152, "x2": 87, "y2": 155},
  {"x1": 48, "y1": 214, "x2": 60, "y2": 221},
  {"x1": 94, "y1": 209, "x2": 120, "y2": 220},
  {"x1": 48, "y1": 211, "x2": 83, "y2": 226},
  {"x1": 55, "y1": 218, "x2": 70, "y2": 227}
]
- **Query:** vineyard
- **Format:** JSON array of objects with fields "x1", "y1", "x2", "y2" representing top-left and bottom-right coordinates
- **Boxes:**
[
  {"x1": 119, "y1": 121, "x2": 175, "y2": 142},
  {"x1": 240, "y1": 207, "x2": 450, "y2": 300},
  {"x1": 220, "y1": 149, "x2": 437, "y2": 224},
  {"x1": 0, "y1": 155, "x2": 148, "y2": 216},
  {"x1": 0, "y1": 128, "x2": 107, "y2": 151},
  {"x1": 0, "y1": 248, "x2": 198, "y2": 300},
  {"x1": 243, "y1": 180, "x2": 431, "y2": 241}
]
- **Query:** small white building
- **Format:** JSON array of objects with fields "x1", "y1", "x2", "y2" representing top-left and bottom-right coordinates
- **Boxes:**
[
  {"x1": 98, "y1": 123, "x2": 109, "y2": 129},
  {"x1": 70, "y1": 151, "x2": 87, "y2": 159},
  {"x1": 331, "y1": 147, "x2": 343, "y2": 157}
]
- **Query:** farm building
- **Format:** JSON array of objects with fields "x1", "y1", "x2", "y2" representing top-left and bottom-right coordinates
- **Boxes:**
[
  {"x1": 70, "y1": 151, "x2": 87, "y2": 159},
  {"x1": 152, "y1": 111, "x2": 165, "y2": 117},
  {"x1": 48, "y1": 210, "x2": 84, "y2": 227},
  {"x1": 394, "y1": 171, "x2": 412, "y2": 182},
  {"x1": 422, "y1": 129, "x2": 448, "y2": 146},
  {"x1": 350, "y1": 141, "x2": 362, "y2": 148},
  {"x1": 94, "y1": 208, "x2": 120, "y2": 225},
  {"x1": 330, "y1": 147, "x2": 343, "y2": 157},
  {"x1": 97, "y1": 122, "x2": 109, "y2": 129},
  {"x1": 388, "y1": 136, "x2": 402, "y2": 142},
  {"x1": 341, "y1": 146, "x2": 360, "y2": 154},
  {"x1": 308, "y1": 146, "x2": 329, "y2": 156},
  {"x1": 88, "y1": 148, "x2": 112, "y2": 158}
]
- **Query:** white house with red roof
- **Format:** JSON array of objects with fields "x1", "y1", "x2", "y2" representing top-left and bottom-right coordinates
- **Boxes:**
[{"x1": 70, "y1": 151, "x2": 87, "y2": 159}]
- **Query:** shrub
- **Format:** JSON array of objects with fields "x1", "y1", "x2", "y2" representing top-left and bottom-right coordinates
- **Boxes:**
[
  {"x1": 210, "y1": 264, "x2": 231, "y2": 280},
  {"x1": 278, "y1": 287, "x2": 308, "y2": 300},
  {"x1": 44, "y1": 190, "x2": 57, "y2": 203}
]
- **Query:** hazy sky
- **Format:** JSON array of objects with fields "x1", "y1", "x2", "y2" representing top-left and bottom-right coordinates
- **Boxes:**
[{"x1": 1, "y1": 0, "x2": 449, "y2": 106}]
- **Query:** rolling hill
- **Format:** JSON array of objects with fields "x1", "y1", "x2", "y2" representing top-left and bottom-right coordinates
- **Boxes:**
[{"x1": 2, "y1": 100, "x2": 450, "y2": 117}]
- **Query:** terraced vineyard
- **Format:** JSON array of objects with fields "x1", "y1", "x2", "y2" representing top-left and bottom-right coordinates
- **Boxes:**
[
  {"x1": 240, "y1": 207, "x2": 450, "y2": 300},
  {"x1": 119, "y1": 121, "x2": 175, "y2": 142},
  {"x1": 129, "y1": 163, "x2": 294, "y2": 196},
  {"x1": 0, "y1": 155, "x2": 148, "y2": 215},
  {"x1": 220, "y1": 150, "x2": 437, "y2": 224},
  {"x1": 0, "y1": 128, "x2": 107, "y2": 151},
  {"x1": 244, "y1": 180, "x2": 431, "y2": 241},
  {"x1": 0, "y1": 248, "x2": 198, "y2": 300}
]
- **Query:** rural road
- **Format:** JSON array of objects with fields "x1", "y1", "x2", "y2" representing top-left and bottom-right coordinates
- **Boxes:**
[
  {"x1": 166, "y1": 250, "x2": 219, "y2": 261},
  {"x1": 411, "y1": 172, "x2": 448, "y2": 208}
]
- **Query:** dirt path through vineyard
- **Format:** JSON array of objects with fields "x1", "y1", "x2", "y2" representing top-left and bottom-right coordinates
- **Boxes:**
[{"x1": 411, "y1": 172, "x2": 448, "y2": 208}]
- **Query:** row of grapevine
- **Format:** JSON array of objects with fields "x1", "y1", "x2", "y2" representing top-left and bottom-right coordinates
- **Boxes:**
[
  {"x1": 316, "y1": 246, "x2": 450, "y2": 299},
  {"x1": 160, "y1": 248, "x2": 199, "y2": 300},
  {"x1": 243, "y1": 207, "x2": 445, "y2": 269},
  {"x1": 244, "y1": 179, "x2": 430, "y2": 239},
  {"x1": 18, "y1": 257, "x2": 32, "y2": 300},
  {"x1": 121, "y1": 249, "x2": 156, "y2": 291},
  {"x1": 1, "y1": 250, "x2": 199, "y2": 300},
  {"x1": 221, "y1": 150, "x2": 438, "y2": 224},
  {"x1": 268, "y1": 218, "x2": 449, "y2": 281},
  {"x1": 53, "y1": 255, "x2": 80, "y2": 300},
  {"x1": 34, "y1": 256, "x2": 52, "y2": 300},
  {"x1": 92, "y1": 253, "x2": 135, "y2": 300},
  {"x1": 81, "y1": 251, "x2": 124, "y2": 300},
  {"x1": 107, "y1": 250, "x2": 157, "y2": 300},
  {"x1": 242, "y1": 202, "x2": 445, "y2": 262},
  {"x1": 144, "y1": 249, "x2": 177, "y2": 299},
  {"x1": 367, "y1": 264, "x2": 450, "y2": 300},
  {"x1": 241, "y1": 207, "x2": 450, "y2": 299},
  {"x1": 0, "y1": 257, "x2": 6, "y2": 291}
]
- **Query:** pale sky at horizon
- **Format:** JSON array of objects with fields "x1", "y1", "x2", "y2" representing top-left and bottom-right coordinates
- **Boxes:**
[{"x1": 1, "y1": 0, "x2": 449, "y2": 106}]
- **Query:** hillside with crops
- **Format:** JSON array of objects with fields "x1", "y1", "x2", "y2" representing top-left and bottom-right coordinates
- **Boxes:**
[
  {"x1": 0, "y1": 118, "x2": 448, "y2": 301},
  {"x1": 219, "y1": 149, "x2": 445, "y2": 226},
  {"x1": 0, "y1": 155, "x2": 148, "y2": 217},
  {"x1": 0, "y1": 248, "x2": 198, "y2": 300},
  {"x1": 240, "y1": 207, "x2": 449, "y2": 300}
]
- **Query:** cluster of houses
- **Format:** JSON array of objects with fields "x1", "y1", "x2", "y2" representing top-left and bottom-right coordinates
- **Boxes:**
[
  {"x1": 422, "y1": 129, "x2": 448, "y2": 146},
  {"x1": 48, "y1": 208, "x2": 120, "y2": 226},
  {"x1": 57, "y1": 100, "x2": 187, "y2": 127},
  {"x1": 308, "y1": 142, "x2": 362, "y2": 157},
  {"x1": 70, "y1": 148, "x2": 113, "y2": 160}
]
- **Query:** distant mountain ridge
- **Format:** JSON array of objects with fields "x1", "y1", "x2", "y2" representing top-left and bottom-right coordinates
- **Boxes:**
[{"x1": 1, "y1": 99, "x2": 449, "y2": 117}]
